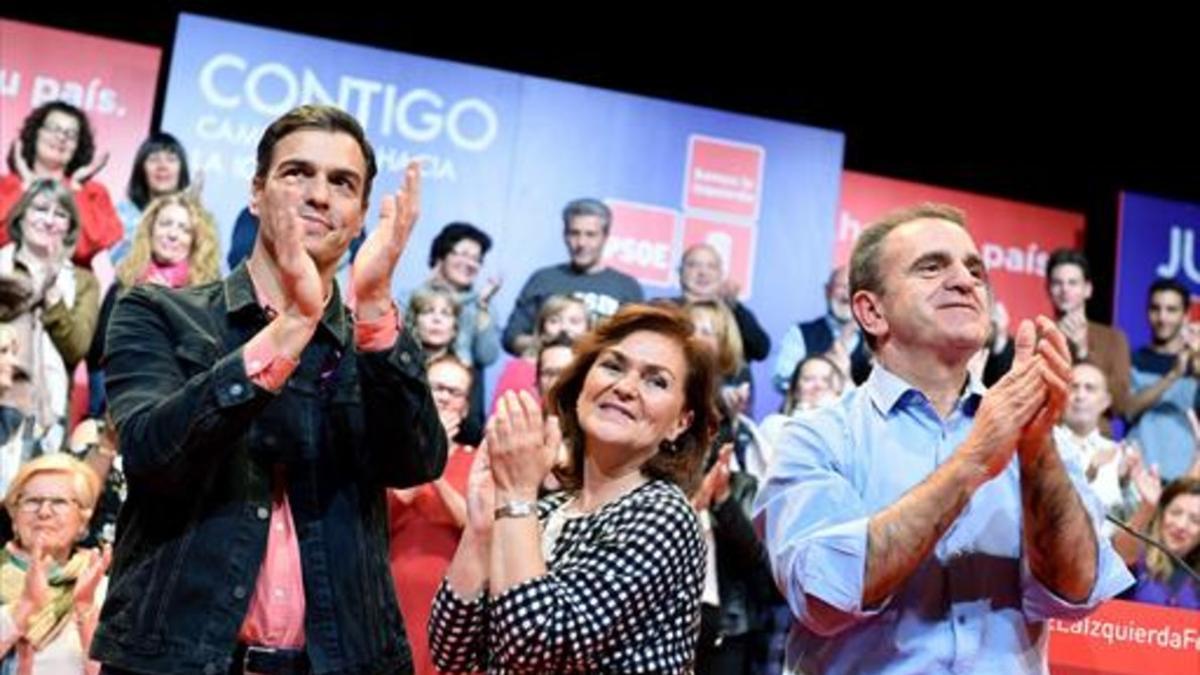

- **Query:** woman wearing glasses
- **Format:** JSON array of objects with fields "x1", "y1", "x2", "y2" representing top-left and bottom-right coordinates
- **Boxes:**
[
  {"x1": 0, "y1": 179, "x2": 100, "y2": 452},
  {"x1": 1, "y1": 101, "x2": 122, "y2": 272},
  {"x1": 0, "y1": 453, "x2": 110, "y2": 674},
  {"x1": 412, "y1": 222, "x2": 502, "y2": 445},
  {"x1": 388, "y1": 354, "x2": 477, "y2": 675}
]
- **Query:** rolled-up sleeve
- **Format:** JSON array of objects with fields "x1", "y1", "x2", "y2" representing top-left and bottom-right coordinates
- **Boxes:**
[
  {"x1": 1020, "y1": 448, "x2": 1134, "y2": 621},
  {"x1": 753, "y1": 414, "x2": 888, "y2": 637}
]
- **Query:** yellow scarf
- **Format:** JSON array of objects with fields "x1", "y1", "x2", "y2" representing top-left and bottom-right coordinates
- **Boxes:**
[{"x1": 0, "y1": 545, "x2": 89, "y2": 650}]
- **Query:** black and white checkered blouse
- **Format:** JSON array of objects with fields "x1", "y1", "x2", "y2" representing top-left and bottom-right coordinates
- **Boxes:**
[{"x1": 428, "y1": 479, "x2": 706, "y2": 674}]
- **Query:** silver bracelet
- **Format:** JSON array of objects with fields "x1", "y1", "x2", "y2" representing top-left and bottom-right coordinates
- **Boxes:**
[{"x1": 494, "y1": 500, "x2": 536, "y2": 519}]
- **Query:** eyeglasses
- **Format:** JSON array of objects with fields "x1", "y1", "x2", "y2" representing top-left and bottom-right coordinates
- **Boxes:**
[
  {"x1": 431, "y1": 382, "x2": 469, "y2": 399},
  {"x1": 17, "y1": 496, "x2": 79, "y2": 515},
  {"x1": 40, "y1": 123, "x2": 80, "y2": 142}
]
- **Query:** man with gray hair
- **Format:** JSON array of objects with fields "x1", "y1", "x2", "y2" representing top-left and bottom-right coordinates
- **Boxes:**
[
  {"x1": 502, "y1": 198, "x2": 643, "y2": 355},
  {"x1": 755, "y1": 203, "x2": 1131, "y2": 673},
  {"x1": 773, "y1": 265, "x2": 869, "y2": 392}
]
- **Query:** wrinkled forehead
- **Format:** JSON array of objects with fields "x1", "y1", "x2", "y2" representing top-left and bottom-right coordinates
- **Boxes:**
[
  {"x1": 603, "y1": 330, "x2": 689, "y2": 377},
  {"x1": 884, "y1": 218, "x2": 979, "y2": 265}
]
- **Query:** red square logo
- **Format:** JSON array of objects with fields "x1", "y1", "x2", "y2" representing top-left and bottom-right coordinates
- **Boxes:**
[
  {"x1": 684, "y1": 135, "x2": 765, "y2": 221},
  {"x1": 681, "y1": 217, "x2": 756, "y2": 299},
  {"x1": 602, "y1": 200, "x2": 680, "y2": 286}
]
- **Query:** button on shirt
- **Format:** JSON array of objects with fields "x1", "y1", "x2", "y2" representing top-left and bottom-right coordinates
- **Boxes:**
[
  {"x1": 753, "y1": 364, "x2": 1133, "y2": 674},
  {"x1": 237, "y1": 271, "x2": 403, "y2": 649}
]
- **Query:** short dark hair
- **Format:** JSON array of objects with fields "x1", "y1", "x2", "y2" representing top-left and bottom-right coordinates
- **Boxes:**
[
  {"x1": 1148, "y1": 277, "x2": 1191, "y2": 312},
  {"x1": 428, "y1": 222, "x2": 492, "y2": 268},
  {"x1": 9, "y1": 101, "x2": 96, "y2": 178},
  {"x1": 255, "y1": 105, "x2": 377, "y2": 206},
  {"x1": 126, "y1": 132, "x2": 191, "y2": 210},
  {"x1": 1046, "y1": 249, "x2": 1091, "y2": 283}
]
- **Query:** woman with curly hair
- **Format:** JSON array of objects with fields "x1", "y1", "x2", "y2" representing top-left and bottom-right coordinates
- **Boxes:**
[
  {"x1": 85, "y1": 193, "x2": 219, "y2": 416},
  {"x1": 0, "y1": 101, "x2": 121, "y2": 270}
]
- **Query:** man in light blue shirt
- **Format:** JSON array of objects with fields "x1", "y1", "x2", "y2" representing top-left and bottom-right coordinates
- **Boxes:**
[
  {"x1": 1125, "y1": 277, "x2": 1199, "y2": 480},
  {"x1": 754, "y1": 204, "x2": 1133, "y2": 674}
]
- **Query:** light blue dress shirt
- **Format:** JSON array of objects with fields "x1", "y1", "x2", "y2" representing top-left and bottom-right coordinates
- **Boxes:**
[{"x1": 753, "y1": 364, "x2": 1134, "y2": 674}]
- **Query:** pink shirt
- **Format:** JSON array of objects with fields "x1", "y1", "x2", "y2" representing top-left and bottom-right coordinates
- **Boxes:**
[{"x1": 237, "y1": 271, "x2": 401, "y2": 648}]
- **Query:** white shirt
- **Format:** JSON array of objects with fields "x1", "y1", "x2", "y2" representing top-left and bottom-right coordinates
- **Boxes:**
[{"x1": 1053, "y1": 425, "x2": 1124, "y2": 513}]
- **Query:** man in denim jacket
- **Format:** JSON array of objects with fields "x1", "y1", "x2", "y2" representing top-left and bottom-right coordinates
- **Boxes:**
[{"x1": 92, "y1": 105, "x2": 446, "y2": 675}]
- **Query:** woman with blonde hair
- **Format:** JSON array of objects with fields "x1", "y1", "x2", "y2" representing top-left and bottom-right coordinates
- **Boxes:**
[
  {"x1": 1115, "y1": 473, "x2": 1199, "y2": 608},
  {"x1": 86, "y1": 193, "x2": 219, "y2": 416},
  {"x1": 0, "y1": 453, "x2": 110, "y2": 673},
  {"x1": 685, "y1": 299, "x2": 777, "y2": 674},
  {"x1": 685, "y1": 300, "x2": 744, "y2": 379},
  {"x1": 491, "y1": 294, "x2": 590, "y2": 408},
  {"x1": 111, "y1": 193, "x2": 219, "y2": 290},
  {"x1": 407, "y1": 286, "x2": 461, "y2": 363}
]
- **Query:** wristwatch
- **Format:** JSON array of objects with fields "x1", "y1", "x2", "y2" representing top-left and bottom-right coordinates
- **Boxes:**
[{"x1": 494, "y1": 499, "x2": 537, "y2": 519}]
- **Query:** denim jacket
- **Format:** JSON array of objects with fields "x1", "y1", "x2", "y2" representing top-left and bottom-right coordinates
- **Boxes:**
[{"x1": 91, "y1": 263, "x2": 447, "y2": 675}]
